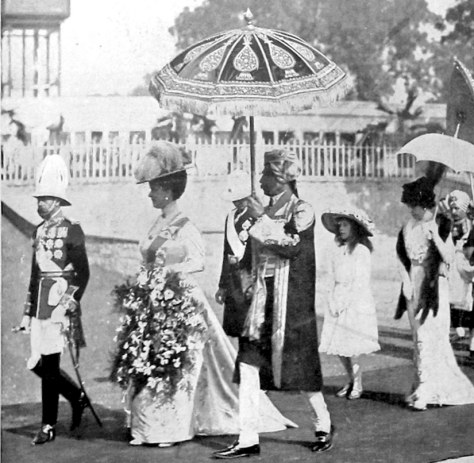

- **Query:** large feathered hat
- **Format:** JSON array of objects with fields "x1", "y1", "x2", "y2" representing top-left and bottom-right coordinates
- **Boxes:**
[
  {"x1": 401, "y1": 176, "x2": 436, "y2": 209},
  {"x1": 33, "y1": 154, "x2": 70, "y2": 206},
  {"x1": 134, "y1": 140, "x2": 193, "y2": 184}
]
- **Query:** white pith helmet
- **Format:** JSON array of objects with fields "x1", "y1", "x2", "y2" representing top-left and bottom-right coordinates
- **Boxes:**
[{"x1": 34, "y1": 154, "x2": 71, "y2": 206}]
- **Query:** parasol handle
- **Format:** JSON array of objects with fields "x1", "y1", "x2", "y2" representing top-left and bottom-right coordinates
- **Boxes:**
[
  {"x1": 249, "y1": 116, "x2": 257, "y2": 196},
  {"x1": 452, "y1": 119, "x2": 474, "y2": 199},
  {"x1": 470, "y1": 174, "x2": 474, "y2": 203},
  {"x1": 454, "y1": 122, "x2": 461, "y2": 139}
]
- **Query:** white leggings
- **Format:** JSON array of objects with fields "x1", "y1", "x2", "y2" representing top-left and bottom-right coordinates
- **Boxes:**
[{"x1": 238, "y1": 362, "x2": 331, "y2": 447}]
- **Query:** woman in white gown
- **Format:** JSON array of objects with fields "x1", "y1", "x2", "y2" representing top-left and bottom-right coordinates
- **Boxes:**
[
  {"x1": 396, "y1": 176, "x2": 474, "y2": 411},
  {"x1": 125, "y1": 141, "x2": 295, "y2": 446},
  {"x1": 319, "y1": 208, "x2": 380, "y2": 400}
]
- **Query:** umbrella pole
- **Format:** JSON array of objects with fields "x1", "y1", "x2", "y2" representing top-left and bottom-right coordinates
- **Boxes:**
[
  {"x1": 453, "y1": 121, "x2": 474, "y2": 199},
  {"x1": 249, "y1": 116, "x2": 256, "y2": 196}
]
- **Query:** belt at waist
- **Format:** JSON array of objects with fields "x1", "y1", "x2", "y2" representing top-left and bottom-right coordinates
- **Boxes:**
[{"x1": 39, "y1": 270, "x2": 75, "y2": 278}]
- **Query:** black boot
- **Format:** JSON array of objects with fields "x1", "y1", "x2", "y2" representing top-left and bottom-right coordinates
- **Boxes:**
[
  {"x1": 31, "y1": 424, "x2": 56, "y2": 445},
  {"x1": 70, "y1": 392, "x2": 89, "y2": 431},
  {"x1": 311, "y1": 425, "x2": 335, "y2": 452}
]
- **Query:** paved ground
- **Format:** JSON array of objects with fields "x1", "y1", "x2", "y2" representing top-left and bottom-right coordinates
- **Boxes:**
[{"x1": 2, "y1": 192, "x2": 474, "y2": 462}]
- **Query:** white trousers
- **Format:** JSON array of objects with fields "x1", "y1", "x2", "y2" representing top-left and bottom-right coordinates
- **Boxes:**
[{"x1": 238, "y1": 362, "x2": 331, "y2": 447}]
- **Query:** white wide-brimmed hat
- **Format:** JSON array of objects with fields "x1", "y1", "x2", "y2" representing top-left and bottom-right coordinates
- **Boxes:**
[
  {"x1": 221, "y1": 170, "x2": 252, "y2": 201},
  {"x1": 33, "y1": 154, "x2": 70, "y2": 206},
  {"x1": 321, "y1": 207, "x2": 375, "y2": 236}
]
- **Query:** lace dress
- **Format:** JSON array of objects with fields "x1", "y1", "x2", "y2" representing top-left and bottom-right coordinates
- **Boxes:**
[
  {"x1": 127, "y1": 203, "x2": 296, "y2": 444},
  {"x1": 319, "y1": 243, "x2": 380, "y2": 357},
  {"x1": 402, "y1": 218, "x2": 474, "y2": 408}
]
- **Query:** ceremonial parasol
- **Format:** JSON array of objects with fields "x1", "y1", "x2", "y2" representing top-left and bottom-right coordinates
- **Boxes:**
[
  {"x1": 396, "y1": 58, "x2": 474, "y2": 197},
  {"x1": 150, "y1": 9, "x2": 351, "y2": 193}
]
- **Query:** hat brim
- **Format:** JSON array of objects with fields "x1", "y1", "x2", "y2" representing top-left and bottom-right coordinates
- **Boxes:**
[
  {"x1": 135, "y1": 165, "x2": 193, "y2": 184},
  {"x1": 33, "y1": 193, "x2": 71, "y2": 206},
  {"x1": 321, "y1": 212, "x2": 373, "y2": 236}
]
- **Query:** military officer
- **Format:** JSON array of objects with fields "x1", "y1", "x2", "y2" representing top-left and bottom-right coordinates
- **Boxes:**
[{"x1": 18, "y1": 154, "x2": 90, "y2": 445}]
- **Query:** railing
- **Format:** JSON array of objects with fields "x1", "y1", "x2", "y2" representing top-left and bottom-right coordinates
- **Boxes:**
[{"x1": 1, "y1": 137, "x2": 416, "y2": 185}]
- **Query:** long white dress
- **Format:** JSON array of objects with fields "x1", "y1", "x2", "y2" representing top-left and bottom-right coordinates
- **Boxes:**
[
  {"x1": 401, "y1": 218, "x2": 474, "y2": 408},
  {"x1": 319, "y1": 243, "x2": 380, "y2": 357},
  {"x1": 128, "y1": 202, "x2": 296, "y2": 444}
]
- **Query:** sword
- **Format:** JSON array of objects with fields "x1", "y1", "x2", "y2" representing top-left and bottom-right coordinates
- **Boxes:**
[
  {"x1": 65, "y1": 329, "x2": 103, "y2": 428},
  {"x1": 61, "y1": 285, "x2": 103, "y2": 428}
]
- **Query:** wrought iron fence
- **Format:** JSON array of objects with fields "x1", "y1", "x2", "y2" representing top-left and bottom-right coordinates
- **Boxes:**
[{"x1": 1, "y1": 136, "x2": 416, "y2": 185}]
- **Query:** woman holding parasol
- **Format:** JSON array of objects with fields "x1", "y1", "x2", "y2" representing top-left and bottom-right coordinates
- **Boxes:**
[{"x1": 396, "y1": 170, "x2": 474, "y2": 411}]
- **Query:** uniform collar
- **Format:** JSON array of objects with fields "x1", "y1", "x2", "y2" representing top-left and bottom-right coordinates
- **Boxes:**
[{"x1": 44, "y1": 209, "x2": 64, "y2": 226}]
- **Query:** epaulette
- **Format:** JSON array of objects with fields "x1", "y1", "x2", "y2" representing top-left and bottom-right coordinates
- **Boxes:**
[{"x1": 63, "y1": 216, "x2": 80, "y2": 225}]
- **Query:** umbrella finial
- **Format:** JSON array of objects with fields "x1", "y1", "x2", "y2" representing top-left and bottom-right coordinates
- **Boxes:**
[{"x1": 243, "y1": 8, "x2": 254, "y2": 26}]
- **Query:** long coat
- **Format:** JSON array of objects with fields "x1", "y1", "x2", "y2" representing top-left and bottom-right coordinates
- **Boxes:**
[{"x1": 237, "y1": 191, "x2": 323, "y2": 392}]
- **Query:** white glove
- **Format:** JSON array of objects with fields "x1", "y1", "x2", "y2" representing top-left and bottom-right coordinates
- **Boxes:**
[
  {"x1": 19, "y1": 315, "x2": 31, "y2": 333},
  {"x1": 402, "y1": 279, "x2": 413, "y2": 300}
]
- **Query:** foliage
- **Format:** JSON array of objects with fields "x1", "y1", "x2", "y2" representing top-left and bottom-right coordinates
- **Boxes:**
[
  {"x1": 109, "y1": 261, "x2": 206, "y2": 402},
  {"x1": 440, "y1": 0, "x2": 474, "y2": 44},
  {"x1": 432, "y1": 0, "x2": 474, "y2": 101}
]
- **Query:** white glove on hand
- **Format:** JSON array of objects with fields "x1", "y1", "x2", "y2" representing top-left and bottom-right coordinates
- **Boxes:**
[
  {"x1": 19, "y1": 315, "x2": 31, "y2": 333},
  {"x1": 402, "y1": 279, "x2": 413, "y2": 300}
]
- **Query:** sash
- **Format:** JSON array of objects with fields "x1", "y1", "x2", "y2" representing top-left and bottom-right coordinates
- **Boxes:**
[
  {"x1": 245, "y1": 193, "x2": 299, "y2": 388},
  {"x1": 225, "y1": 209, "x2": 246, "y2": 261},
  {"x1": 146, "y1": 215, "x2": 190, "y2": 266}
]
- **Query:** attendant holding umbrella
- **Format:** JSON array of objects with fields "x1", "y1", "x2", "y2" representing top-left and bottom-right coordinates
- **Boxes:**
[{"x1": 214, "y1": 149, "x2": 334, "y2": 459}]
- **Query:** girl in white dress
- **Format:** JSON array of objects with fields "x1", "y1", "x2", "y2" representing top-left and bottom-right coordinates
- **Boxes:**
[
  {"x1": 121, "y1": 141, "x2": 295, "y2": 446},
  {"x1": 396, "y1": 176, "x2": 474, "y2": 411},
  {"x1": 319, "y1": 208, "x2": 380, "y2": 400}
]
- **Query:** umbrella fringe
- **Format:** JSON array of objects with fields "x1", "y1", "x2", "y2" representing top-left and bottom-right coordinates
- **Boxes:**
[{"x1": 149, "y1": 75, "x2": 352, "y2": 117}]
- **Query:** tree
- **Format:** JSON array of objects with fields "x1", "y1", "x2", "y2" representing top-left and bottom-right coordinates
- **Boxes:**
[
  {"x1": 170, "y1": 0, "x2": 442, "y2": 102},
  {"x1": 431, "y1": 0, "x2": 474, "y2": 101},
  {"x1": 440, "y1": 0, "x2": 474, "y2": 46}
]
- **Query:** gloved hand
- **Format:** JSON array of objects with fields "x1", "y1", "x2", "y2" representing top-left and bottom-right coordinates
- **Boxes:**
[{"x1": 402, "y1": 279, "x2": 413, "y2": 300}]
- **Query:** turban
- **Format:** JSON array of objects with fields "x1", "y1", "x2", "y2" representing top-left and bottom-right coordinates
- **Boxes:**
[
  {"x1": 264, "y1": 149, "x2": 301, "y2": 184},
  {"x1": 448, "y1": 190, "x2": 471, "y2": 212}
]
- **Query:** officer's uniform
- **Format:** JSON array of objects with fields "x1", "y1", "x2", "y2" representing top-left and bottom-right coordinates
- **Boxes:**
[{"x1": 24, "y1": 209, "x2": 90, "y2": 429}]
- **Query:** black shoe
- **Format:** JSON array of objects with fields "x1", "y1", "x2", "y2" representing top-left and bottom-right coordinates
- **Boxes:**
[
  {"x1": 213, "y1": 443, "x2": 260, "y2": 459},
  {"x1": 70, "y1": 392, "x2": 88, "y2": 431},
  {"x1": 311, "y1": 425, "x2": 334, "y2": 453},
  {"x1": 31, "y1": 424, "x2": 56, "y2": 445},
  {"x1": 212, "y1": 440, "x2": 239, "y2": 455}
]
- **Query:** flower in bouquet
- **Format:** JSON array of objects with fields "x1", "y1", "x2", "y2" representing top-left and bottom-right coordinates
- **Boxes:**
[{"x1": 109, "y1": 264, "x2": 206, "y2": 403}]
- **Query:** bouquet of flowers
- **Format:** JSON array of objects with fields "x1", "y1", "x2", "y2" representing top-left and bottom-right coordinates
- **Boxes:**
[{"x1": 110, "y1": 260, "x2": 206, "y2": 402}]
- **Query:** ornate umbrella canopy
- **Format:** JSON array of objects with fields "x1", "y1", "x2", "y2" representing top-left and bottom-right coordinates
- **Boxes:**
[{"x1": 150, "y1": 10, "x2": 350, "y2": 117}]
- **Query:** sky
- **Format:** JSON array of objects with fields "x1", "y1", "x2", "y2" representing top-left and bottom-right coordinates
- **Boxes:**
[
  {"x1": 61, "y1": 0, "x2": 202, "y2": 96},
  {"x1": 60, "y1": 0, "x2": 456, "y2": 97}
]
